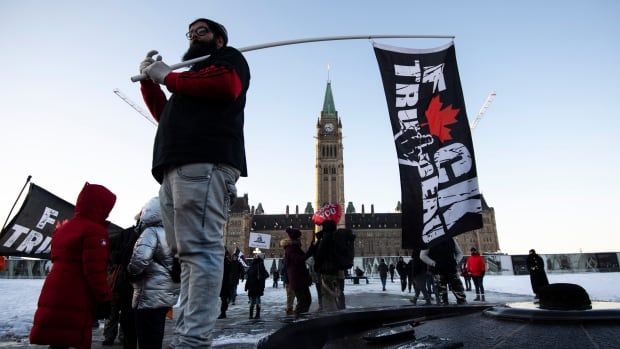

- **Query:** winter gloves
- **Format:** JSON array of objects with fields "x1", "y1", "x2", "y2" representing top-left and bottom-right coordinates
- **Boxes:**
[
  {"x1": 140, "y1": 50, "x2": 172, "y2": 85},
  {"x1": 139, "y1": 50, "x2": 160, "y2": 74}
]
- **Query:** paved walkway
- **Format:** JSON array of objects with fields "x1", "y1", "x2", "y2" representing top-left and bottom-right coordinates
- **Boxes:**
[{"x1": 1, "y1": 287, "x2": 529, "y2": 348}]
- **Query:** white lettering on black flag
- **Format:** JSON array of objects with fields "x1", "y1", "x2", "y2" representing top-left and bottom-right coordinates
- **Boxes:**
[
  {"x1": 373, "y1": 42, "x2": 482, "y2": 248},
  {"x1": 0, "y1": 183, "x2": 122, "y2": 259}
]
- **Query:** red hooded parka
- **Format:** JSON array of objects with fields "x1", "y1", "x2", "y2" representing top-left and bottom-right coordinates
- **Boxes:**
[
  {"x1": 30, "y1": 183, "x2": 116, "y2": 349},
  {"x1": 466, "y1": 252, "x2": 486, "y2": 277}
]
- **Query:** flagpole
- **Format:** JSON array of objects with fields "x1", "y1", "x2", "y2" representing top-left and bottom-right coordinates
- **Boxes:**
[
  {"x1": 2, "y1": 175, "x2": 32, "y2": 231},
  {"x1": 130, "y1": 34, "x2": 455, "y2": 82}
]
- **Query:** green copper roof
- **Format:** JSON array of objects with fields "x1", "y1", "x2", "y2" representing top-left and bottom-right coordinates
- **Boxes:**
[{"x1": 322, "y1": 81, "x2": 336, "y2": 115}]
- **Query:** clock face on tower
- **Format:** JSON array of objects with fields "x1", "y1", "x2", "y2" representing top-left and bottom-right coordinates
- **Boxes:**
[{"x1": 324, "y1": 122, "x2": 334, "y2": 133}]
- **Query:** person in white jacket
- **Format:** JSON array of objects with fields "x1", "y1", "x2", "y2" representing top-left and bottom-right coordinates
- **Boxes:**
[
  {"x1": 420, "y1": 237, "x2": 466, "y2": 305},
  {"x1": 127, "y1": 197, "x2": 180, "y2": 349}
]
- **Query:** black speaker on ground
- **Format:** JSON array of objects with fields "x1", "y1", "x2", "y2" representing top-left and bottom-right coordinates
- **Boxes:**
[{"x1": 538, "y1": 283, "x2": 592, "y2": 310}]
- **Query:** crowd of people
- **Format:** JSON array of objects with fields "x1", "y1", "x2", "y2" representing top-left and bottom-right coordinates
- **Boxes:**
[
  {"x1": 26, "y1": 177, "x2": 540, "y2": 348},
  {"x1": 371, "y1": 240, "x2": 491, "y2": 306}
]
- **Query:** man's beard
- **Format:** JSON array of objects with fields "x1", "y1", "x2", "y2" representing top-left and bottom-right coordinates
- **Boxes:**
[{"x1": 182, "y1": 40, "x2": 218, "y2": 61}]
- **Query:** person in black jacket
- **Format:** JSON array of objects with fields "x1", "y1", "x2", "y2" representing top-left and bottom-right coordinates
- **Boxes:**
[
  {"x1": 378, "y1": 259, "x2": 389, "y2": 291},
  {"x1": 396, "y1": 257, "x2": 408, "y2": 292},
  {"x1": 409, "y1": 248, "x2": 431, "y2": 305},
  {"x1": 420, "y1": 238, "x2": 466, "y2": 305},
  {"x1": 407, "y1": 259, "x2": 414, "y2": 293},
  {"x1": 115, "y1": 224, "x2": 140, "y2": 349},
  {"x1": 218, "y1": 250, "x2": 232, "y2": 319},
  {"x1": 307, "y1": 203, "x2": 343, "y2": 312},
  {"x1": 527, "y1": 249, "x2": 549, "y2": 299},
  {"x1": 229, "y1": 253, "x2": 243, "y2": 305},
  {"x1": 388, "y1": 263, "x2": 396, "y2": 283},
  {"x1": 245, "y1": 254, "x2": 269, "y2": 319}
]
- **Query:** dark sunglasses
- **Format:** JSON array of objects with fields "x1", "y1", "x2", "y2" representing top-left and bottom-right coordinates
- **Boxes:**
[{"x1": 186, "y1": 27, "x2": 210, "y2": 39}]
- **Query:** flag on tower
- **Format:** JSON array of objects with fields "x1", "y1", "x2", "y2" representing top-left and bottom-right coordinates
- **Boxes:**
[{"x1": 373, "y1": 42, "x2": 483, "y2": 249}]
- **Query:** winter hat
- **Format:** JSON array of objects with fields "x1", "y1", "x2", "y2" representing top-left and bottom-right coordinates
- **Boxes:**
[
  {"x1": 189, "y1": 18, "x2": 228, "y2": 46},
  {"x1": 470, "y1": 247, "x2": 477, "y2": 253},
  {"x1": 312, "y1": 203, "x2": 343, "y2": 225},
  {"x1": 285, "y1": 227, "x2": 302, "y2": 240}
]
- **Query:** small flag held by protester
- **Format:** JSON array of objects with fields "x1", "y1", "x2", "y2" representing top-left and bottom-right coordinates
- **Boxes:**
[
  {"x1": 248, "y1": 232, "x2": 272, "y2": 249},
  {"x1": 373, "y1": 42, "x2": 483, "y2": 249}
]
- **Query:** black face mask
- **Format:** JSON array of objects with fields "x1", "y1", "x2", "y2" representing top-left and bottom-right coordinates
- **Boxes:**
[{"x1": 182, "y1": 39, "x2": 219, "y2": 61}]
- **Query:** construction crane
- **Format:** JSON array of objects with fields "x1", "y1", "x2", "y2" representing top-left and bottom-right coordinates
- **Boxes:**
[
  {"x1": 113, "y1": 88, "x2": 157, "y2": 126},
  {"x1": 470, "y1": 91, "x2": 496, "y2": 131}
]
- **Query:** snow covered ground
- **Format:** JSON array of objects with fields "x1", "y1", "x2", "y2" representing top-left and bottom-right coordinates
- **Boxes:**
[{"x1": 1, "y1": 273, "x2": 618, "y2": 342}]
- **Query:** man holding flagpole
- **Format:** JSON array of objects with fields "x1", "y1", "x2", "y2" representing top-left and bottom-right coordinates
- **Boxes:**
[{"x1": 138, "y1": 18, "x2": 250, "y2": 349}]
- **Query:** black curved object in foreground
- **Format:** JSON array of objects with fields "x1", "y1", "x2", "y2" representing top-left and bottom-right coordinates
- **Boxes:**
[{"x1": 257, "y1": 304, "x2": 488, "y2": 349}]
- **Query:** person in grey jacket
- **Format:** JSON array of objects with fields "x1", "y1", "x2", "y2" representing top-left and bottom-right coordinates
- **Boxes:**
[{"x1": 127, "y1": 197, "x2": 180, "y2": 349}]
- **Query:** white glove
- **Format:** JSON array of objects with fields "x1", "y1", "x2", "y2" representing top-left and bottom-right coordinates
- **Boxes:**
[
  {"x1": 144, "y1": 60, "x2": 172, "y2": 85},
  {"x1": 139, "y1": 50, "x2": 160, "y2": 75}
]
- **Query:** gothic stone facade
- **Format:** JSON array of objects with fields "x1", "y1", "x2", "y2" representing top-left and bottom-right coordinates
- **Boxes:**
[
  {"x1": 223, "y1": 80, "x2": 499, "y2": 257},
  {"x1": 224, "y1": 195, "x2": 499, "y2": 258}
]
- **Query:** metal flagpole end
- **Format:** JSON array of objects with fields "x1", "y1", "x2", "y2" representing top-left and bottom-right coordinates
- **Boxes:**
[
  {"x1": 2, "y1": 176, "x2": 33, "y2": 231},
  {"x1": 131, "y1": 73, "x2": 148, "y2": 82}
]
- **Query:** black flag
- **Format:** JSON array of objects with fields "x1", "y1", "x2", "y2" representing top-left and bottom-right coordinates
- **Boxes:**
[
  {"x1": 0, "y1": 183, "x2": 122, "y2": 259},
  {"x1": 373, "y1": 42, "x2": 482, "y2": 249}
]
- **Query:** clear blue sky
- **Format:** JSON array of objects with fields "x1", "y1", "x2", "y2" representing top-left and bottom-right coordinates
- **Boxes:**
[{"x1": 1, "y1": 1, "x2": 618, "y2": 254}]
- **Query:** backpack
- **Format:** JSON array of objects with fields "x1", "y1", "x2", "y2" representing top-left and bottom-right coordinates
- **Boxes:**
[{"x1": 333, "y1": 228, "x2": 355, "y2": 270}]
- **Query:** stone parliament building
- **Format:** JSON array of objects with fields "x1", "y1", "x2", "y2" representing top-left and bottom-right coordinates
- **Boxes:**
[{"x1": 224, "y1": 81, "x2": 500, "y2": 258}]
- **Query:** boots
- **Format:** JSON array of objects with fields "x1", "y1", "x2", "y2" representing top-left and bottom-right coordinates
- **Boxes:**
[
  {"x1": 425, "y1": 298, "x2": 432, "y2": 305},
  {"x1": 481, "y1": 294, "x2": 486, "y2": 302},
  {"x1": 217, "y1": 312, "x2": 226, "y2": 319},
  {"x1": 255, "y1": 305, "x2": 261, "y2": 319},
  {"x1": 410, "y1": 297, "x2": 418, "y2": 305},
  {"x1": 249, "y1": 305, "x2": 254, "y2": 319},
  {"x1": 474, "y1": 294, "x2": 481, "y2": 301}
]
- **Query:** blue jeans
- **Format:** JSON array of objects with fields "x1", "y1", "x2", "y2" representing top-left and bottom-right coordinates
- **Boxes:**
[
  {"x1": 159, "y1": 163, "x2": 239, "y2": 348},
  {"x1": 380, "y1": 276, "x2": 387, "y2": 290}
]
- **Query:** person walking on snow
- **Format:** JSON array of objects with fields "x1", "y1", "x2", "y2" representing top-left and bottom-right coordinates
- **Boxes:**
[
  {"x1": 388, "y1": 263, "x2": 396, "y2": 283},
  {"x1": 409, "y1": 248, "x2": 432, "y2": 305},
  {"x1": 396, "y1": 256, "x2": 408, "y2": 292},
  {"x1": 245, "y1": 254, "x2": 269, "y2": 319},
  {"x1": 466, "y1": 247, "x2": 486, "y2": 301},
  {"x1": 378, "y1": 259, "x2": 389, "y2": 291},
  {"x1": 218, "y1": 250, "x2": 232, "y2": 319},
  {"x1": 420, "y1": 238, "x2": 467, "y2": 305}
]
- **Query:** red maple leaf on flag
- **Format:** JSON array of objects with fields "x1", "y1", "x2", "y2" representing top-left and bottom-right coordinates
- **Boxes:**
[{"x1": 424, "y1": 94, "x2": 460, "y2": 143}]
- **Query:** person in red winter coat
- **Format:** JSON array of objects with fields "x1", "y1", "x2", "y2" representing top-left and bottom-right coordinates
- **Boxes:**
[
  {"x1": 466, "y1": 247, "x2": 487, "y2": 301},
  {"x1": 30, "y1": 182, "x2": 116, "y2": 349}
]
